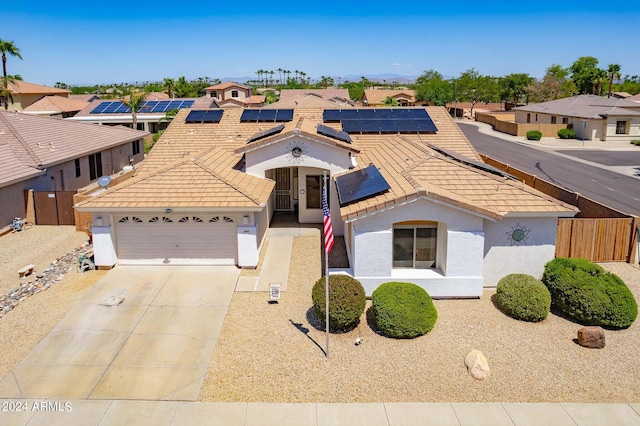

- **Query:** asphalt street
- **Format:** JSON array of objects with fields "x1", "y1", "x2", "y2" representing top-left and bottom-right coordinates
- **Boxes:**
[{"x1": 457, "y1": 123, "x2": 640, "y2": 216}]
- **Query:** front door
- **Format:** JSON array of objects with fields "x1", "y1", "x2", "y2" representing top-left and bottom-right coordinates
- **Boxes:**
[{"x1": 275, "y1": 168, "x2": 292, "y2": 211}]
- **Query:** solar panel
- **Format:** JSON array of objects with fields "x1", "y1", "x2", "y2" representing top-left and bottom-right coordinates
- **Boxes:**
[
  {"x1": 240, "y1": 109, "x2": 260, "y2": 122},
  {"x1": 275, "y1": 109, "x2": 293, "y2": 122},
  {"x1": 185, "y1": 109, "x2": 224, "y2": 123},
  {"x1": 409, "y1": 109, "x2": 429, "y2": 119},
  {"x1": 317, "y1": 124, "x2": 352, "y2": 144},
  {"x1": 114, "y1": 103, "x2": 131, "y2": 113},
  {"x1": 379, "y1": 119, "x2": 399, "y2": 133},
  {"x1": 415, "y1": 119, "x2": 438, "y2": 133},
  {"x1": 257, "y1": 110, "x2": 277, "y2": 122},
  {"x1": 247, "y1": 124, "x2": 285, "y2": 143},
  {"x1": 341, "y1": 120, "x2": 363, "y2": 133},
  {"x1": 90, "y1": 102, "x2": 109, "y2": 114},
  {"x1": 102, "y1": 102, "x2": 121, "y2": 113},
  {"x1": 375, "y1": 109, "x2": 395, "y2": 119},
  {"x1": 323, "y1": 110, "x2": 342, "y2": 122},
  {"x1": 335, "y1": 164, "x2": 391, "y2": 206},
  {"x1": 340, "y1": 109, "x2": 360, "y2": 120}
]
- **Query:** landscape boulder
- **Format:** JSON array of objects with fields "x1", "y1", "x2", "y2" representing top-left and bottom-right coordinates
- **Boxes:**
[
  {"x1": 465, "y1": 349, "x2": 490, "y2": 380},
  {"x1": 577, "y1": 326, "x2": 605, "y2": 349}
]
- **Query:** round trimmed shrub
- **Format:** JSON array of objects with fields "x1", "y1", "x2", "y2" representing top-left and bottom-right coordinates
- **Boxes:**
[
  {"x1": 495, "y1": 274, "x2": 551, "y2": 322},
  {"x1": 526, "y1": 130, "x2": 542, "y2": 141},
  {"x1": 558, "y1": 128, "x2": 577, "y2": 139},
  {"x1": 371, "y1": 282, "x2": 437, "y2": 338},
  {"x1": 312, "y1": 275, "x2": 366, "y2": 332},
  {"x1": 542, "y1": 258, "x2": 638, "y2": 329}
]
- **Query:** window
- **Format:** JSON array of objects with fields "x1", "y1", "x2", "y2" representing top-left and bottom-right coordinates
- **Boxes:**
[
  {"x1": 74, "y1": 158, "x2": 81, "y2": 178},
  {"x1": 616, "y1": 121, "x2": 628, "y2": 135},
  {"x1": 88, "y1": 153, "x2": 103, "y2": 181},
  {"x1": 393, "y1": 225, "x2": 437, "y2": 269},
  {"x1": 132, "y1": 140, "x2": 140, "y2": 156},
  {"x1": 551, "y1": 116, "x2": 556, "y2": 124},
  {"x1": 535, "y1": 114, "x2": 538, "y2": 122},
  {"x1": 231, "y1": 90, "x2": 239, "y2": 98},
  {"x1": 562, "y1": 117, "x2": 568, "y2": 124},
  {"x1": 306, "y1": 175, "x2": 322, "y2": 209},
  {"x1": 526, "y1": 113, "x2": 531, "y2": 123}
]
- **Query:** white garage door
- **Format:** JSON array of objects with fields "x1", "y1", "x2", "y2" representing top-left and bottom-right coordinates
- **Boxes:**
[{"x1": 115, "y1": 215, "x2": 237, "y2": 265}]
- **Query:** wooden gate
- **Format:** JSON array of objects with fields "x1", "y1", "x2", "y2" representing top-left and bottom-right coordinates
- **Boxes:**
[
  {"x1": 34, "y1": 191, "x2": 76, "y2": 225},
  {"x1": 555, "y1": 218, "x2": 636, "y2": 262}
]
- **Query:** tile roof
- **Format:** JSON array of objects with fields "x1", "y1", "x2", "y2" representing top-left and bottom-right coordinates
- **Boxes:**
[
  {"x1": 69, "y1": 94, "x2": 101, "y2": 102},
  {"x1": 626, "y1": 93, "x2": 640, "y2": 103},
  {"x1": 513, "y1": 95, "x2": 640, "y2": 119},
  {"x1": 279, "y1": 89, "x2": 351, "y2": 101},
  {"x1": 0, "y1": 111, "x2": 148, "y2": 186},
  {"x1": 72, "y1": 98, "x2": 215, "y2": 118},
  {"x1": 264, "y1": 93, "x2": 354, "y2": 109},
  {"x1": 22, "y1": 95, "x2": 89, "y2": 114},
  {"x1": 7, "y1": 80, "x2": 70, "y2": 95},
  {"x1": 205, "y1": 82, "x2": 249, "y2": 91},
  {"x1": 76, "y1": 106, "x2": 576, "y2": 218},
  {"x1": 364, "y1": 89, "x2": 416, "y2": 105}
]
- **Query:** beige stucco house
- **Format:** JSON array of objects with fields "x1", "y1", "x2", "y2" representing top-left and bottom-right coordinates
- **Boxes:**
[
  {"x1": 204, "y1": 82, "x2": 265, "y2": 108},
  {"x1": 0, "y1": 110, "x2": 148, "y2": 227},
  {"x1": 513, "y1": 95, "x2": 640, "y2": 142},
  {"x1": 0, "y1": 80, "x2": 71, "y2": 111},
  {"x1": 362, "y1": 89, "x2": 418, "y2": 107},
  {"x1": 77, "y1": 106, "x2": 577, "y2": 298}
]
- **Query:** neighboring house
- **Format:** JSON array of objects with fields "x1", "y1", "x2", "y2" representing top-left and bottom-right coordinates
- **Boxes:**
[
  {"x1": 22, "y1": 95, "x2": 90, "y2": 118},
  {"x1": 513, "y1": 95, "x2": 640, "y2": 142},
  {"x1": 0, "y1": 110, "x2": 148, "y2": 227},
  {"x1": 265, "y1": 92, "x2": 354, "y2": 109},
  {"x1": 446, "y1": 102, "x2": 505, "y2": 119},
  {"x1": 279, "y1": 89, "x2": 353, "y2": 105},
  {"x1": 67, "y1": 97, "x2": 216, "y2": 132},
  {"x1": 69, "y1": 94, "x2": 101, "y2": 103},
  {"x1": 626, "y1": 93, "x2": 640, "y2": 103},
  {"x1": 362, "y1": 89, "x2": 417, "y2": 106},
  {"x1": 0, "y1": 80, "x2": 70, "y2": 111},
  {"x1": 204, "y1": 82, "x2": 265, "y2": 108},
  {"x1": 77, "y1": 106, "x2": 577, "y2": 298},
  {"x1": 611, "y1": 92, "x2": 633, "y2": 99}
]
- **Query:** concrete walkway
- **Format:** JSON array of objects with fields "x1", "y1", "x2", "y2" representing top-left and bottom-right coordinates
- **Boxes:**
[
  {"x1": 0, "y1": 266, "x2": 238, "y2": 401},
  {"x1": 2, "y1": 400, "x2": 640, "y2": 425}
]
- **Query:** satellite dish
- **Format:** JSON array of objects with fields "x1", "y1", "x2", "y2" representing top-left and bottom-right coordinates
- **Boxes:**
[{"x1": 97, "y1": 175, "x2": 112, "y2": 189}]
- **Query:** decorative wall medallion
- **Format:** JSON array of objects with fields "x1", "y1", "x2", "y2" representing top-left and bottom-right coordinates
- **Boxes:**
[
  {"x1": 286, "y1": 141, "x2": 308, "y2": 163},
  {"x1": 506, "y1": 223, "x2": 530, "y2": 246}
]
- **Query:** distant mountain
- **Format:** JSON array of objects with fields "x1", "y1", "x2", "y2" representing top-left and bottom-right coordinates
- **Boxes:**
[{"x1": 342, "y1": 73, "x2": 418, "y2": 84}]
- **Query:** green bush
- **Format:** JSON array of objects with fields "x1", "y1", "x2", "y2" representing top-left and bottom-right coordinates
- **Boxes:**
[
  {"x1": 495, "y1": 274, "x2": 551, "y2": 322},
  {"x1": 631, "y1": 140, "x2": 640, "y2": 146},
  {"x1": 558, "y1": 128, "x2": 577, "y2": 139},
  {"x1": 541, "y1": 258, "x2": 638, "y2": 328},
  {"x1": 371, "y1": 282, "x2": 437, "y2": 338},
  {"x1": 526, "y1": 130, "x2": 542, "y2": 141},
  {"x1": 312, "y1": 275, "x2": 366, "y2": 332}
]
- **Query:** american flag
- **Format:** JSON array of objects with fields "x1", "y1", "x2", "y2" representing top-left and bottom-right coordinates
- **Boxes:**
[{"x1": 322, "y1": 185, "x2": 334, "y2": 254}]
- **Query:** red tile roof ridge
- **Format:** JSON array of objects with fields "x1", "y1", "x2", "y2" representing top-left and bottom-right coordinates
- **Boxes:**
[{"x1": 0, "y1": 112, "x2": 42, "y2": 167}]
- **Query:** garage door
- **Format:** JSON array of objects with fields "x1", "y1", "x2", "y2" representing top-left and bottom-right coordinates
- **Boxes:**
[{"x1": 115, "y1": 215, "x2": 237, "y2": 265}]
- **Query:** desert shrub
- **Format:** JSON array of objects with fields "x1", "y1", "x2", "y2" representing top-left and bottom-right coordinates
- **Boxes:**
[
  {"x1": 541, "y1": 258, "x2": 638, "y2": 328},
  {"x1": 526, "y1": 130, "x2": 542, "y2": 141},
  {"x1": 496, "y1": 274, "x2": 551, "y2": 322},
  {"x1": 558, "y1": 128, "x2": 576, "y2": 139},
  {"x1": 312, "y1": 275, "x2": 366, "y2": 332},
  {"x1": 631, "y1": 140, "x2": 640, "y2": 146},
  {"x1": 371, "y1": 282, "x2": 437, "y2": 338}
]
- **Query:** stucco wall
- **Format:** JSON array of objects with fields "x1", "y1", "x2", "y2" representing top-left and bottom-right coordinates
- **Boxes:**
[
  {"x1": 348, "y1": 198, "x2": 485, "y2": 297},
  {"x1": 603, "y1": 117, "x2": 640, "y2": 141},
  {"x1": 483, "y1": 216, "x2": 558, "y2": 287},
  {"x1": 0, "y1": 182, "x2": 29, "y2": 226}
]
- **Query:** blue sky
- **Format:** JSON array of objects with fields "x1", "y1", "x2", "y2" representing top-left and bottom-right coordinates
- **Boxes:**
[{"x1": 5, "y1": 1, "x2": 640, "y2": 86}]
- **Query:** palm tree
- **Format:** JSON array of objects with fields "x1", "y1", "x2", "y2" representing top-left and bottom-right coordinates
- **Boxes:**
[
  {"x1": 294, "y1": 70, "x2": 300, "y2": 84},
  {"x1": 607, "y1": 64, "x2": 621, "y2": 98},
  {"x1": 277, "y1": 68, "x2": 283, "y2": 86},
  {"x1": 1, "y1": 74, "x2": 21, "y2": 110},
  {"x1": 121, "y1": 89, "x2": 148, "y2": 130},
  {"x1": 0, "y1": 39, "x2": 22, "y2": 109},
  {"x1": 163, "y1": 78, "x2": 175, "y2": 98}
]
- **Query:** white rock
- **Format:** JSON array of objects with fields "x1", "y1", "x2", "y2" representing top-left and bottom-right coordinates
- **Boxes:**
[{"x1": 465, "y1": 349, "x2": 490, "y2": 380}]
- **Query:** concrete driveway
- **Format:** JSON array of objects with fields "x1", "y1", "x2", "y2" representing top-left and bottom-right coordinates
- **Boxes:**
[{"x1": 0, "y1": 266, "x2": 238, "y2": 401}]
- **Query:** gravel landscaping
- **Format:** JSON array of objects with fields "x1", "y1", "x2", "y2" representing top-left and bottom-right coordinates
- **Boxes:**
[
  {"x1": 0, "y1": 226, "x2": 105, "y2": 381},
  {"x1": 200, "y1": 235, "x2": 640, "y2": 403},
  {"x1": 1, "y1": 226, "x2": 639, "y2": 403}
]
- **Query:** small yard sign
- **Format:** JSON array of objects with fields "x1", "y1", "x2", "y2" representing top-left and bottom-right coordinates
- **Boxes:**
[{"x1": 270, "y1": 283, "x2": 281, "y2": 301}]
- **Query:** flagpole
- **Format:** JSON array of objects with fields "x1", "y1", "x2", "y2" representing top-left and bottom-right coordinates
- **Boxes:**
[{"x1": 323, "y1": 170, "x2": 330, "y2": 358}]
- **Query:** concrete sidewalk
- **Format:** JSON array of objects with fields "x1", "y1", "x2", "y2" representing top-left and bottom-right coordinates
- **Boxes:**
[{"x1": 2, "y1": 400, "x2": 640, "y2": 425}]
